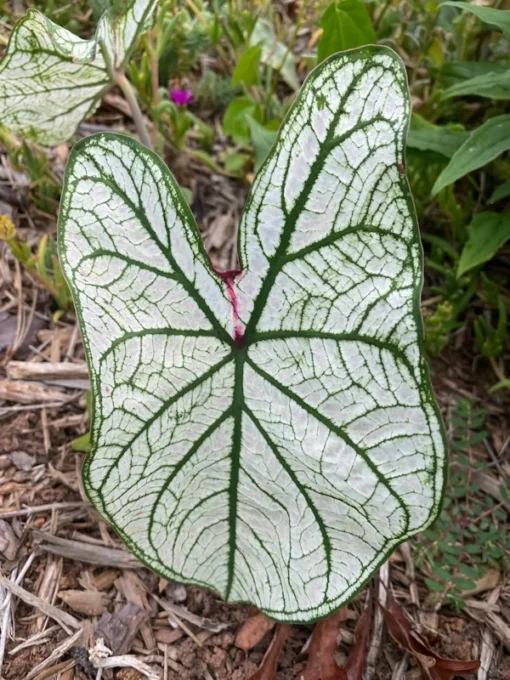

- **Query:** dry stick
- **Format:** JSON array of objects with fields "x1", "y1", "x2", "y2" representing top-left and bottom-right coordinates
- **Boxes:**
[
  {"x1": 478, "y1": 628, "x2": 495, "y2": 680},
  {"x1": 0, "y1": 573, "x2": 80, "y2": 633},
  {"x1": 364, "y1": 561, "x2": 390, "y2": 680},
  {"x1": 0, "y1": 502, "x2": 90, "y2": 519},
  {"x1": 25, "y1": 626, "x2": 84, "y2": 680},
  {"x1": 7, "y1": 361, "x2": 89, "y2": 380},
  {"x1": 0, "y1": 553, "x2": 37, "y2": 675}
]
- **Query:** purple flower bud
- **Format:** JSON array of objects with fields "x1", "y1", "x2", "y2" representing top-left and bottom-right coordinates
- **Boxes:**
[{"x1": 170, "y1": 88, "x2": 194, "y2": 107}]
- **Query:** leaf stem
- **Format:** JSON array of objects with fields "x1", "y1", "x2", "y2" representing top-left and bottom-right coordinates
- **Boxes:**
[
  {"x1": 99, "y1": 37, "x2": 153, "y2": 150},
  {"x1": 114, "y1": 71, "x2": 153, "y2": 150}
]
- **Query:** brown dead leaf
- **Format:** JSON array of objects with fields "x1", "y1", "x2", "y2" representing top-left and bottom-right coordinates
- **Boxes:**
[
  {"x1": 342, "y1": 602, "x2": 372, "y2": 680},
  {"x1": 58, "y1": 589, "x2": 110, "y2": 616},
  {"x1": 301, "y1": 609, "x2": 349, "y2": 680},
  {"x1": 236, "y1": 611, "x2": 275, "y2": 651},
  {"x1": 247, "y1": 624, "x2": 291, "y2": 680},
  {"x1": 380, "y1": 592, "x2": 480, "y2": 680}
]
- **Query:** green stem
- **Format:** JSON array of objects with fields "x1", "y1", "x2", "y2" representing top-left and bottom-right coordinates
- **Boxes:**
[
  {"x1": 114, "y1": 71, "x2": 153, "y2": 150},
  {"x1": 99, "y1": 38, "x2": 152, "y2": 150}
]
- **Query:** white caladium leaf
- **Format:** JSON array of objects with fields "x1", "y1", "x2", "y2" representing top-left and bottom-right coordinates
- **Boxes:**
[
  {"x1": 0, "y1": 0, "x2": 156, "y2": 145},
  {"x1": 59, "y1": 46, "x2": 446, "y2": 624}
]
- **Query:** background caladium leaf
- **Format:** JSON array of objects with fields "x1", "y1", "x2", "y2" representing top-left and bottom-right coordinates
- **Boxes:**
[
  {"x1": 0, "y1": 0, "x2": 156, "y2": 146},
  {"x1": 59, "y1": 46, "x2": 446, "y2": 624}
]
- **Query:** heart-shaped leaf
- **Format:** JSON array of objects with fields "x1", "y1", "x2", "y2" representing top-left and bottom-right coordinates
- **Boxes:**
[
  {"x1": 59, "y1": 46, "x2": 446, "y2": 624},
  {"x1": 0, "y1": 0, "x2": 156, "y2": 145}
]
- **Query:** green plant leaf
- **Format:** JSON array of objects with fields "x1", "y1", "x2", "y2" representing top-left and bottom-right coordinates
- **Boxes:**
[
  {"x1": 222, "y1": 96, "x2": 262, "y2": 146},
  {"x1": 407, "y1": 115, "x2": 469, "y2": 158},
  {"x1": 443, "y1": 70, "x2": 510, "y2": 100},
  {"x1": 432, "y1": 115, "x2": 510, "y2": 195},
  {"x1": 59, "y1": 47, "x2": 446, "y2": 624},
  {"x1": 424, "y1": 578, "x2": 444, "y2": 593},
  {"x1": 233, "y1": 45, "x2": 262, "y2": 87},
  {"x1": 249, "y1": 18, "x2": 298, "y2": 91},
  {"x1": 318, "y1": 0, "x2": 377, "y2": 63},
  {"x1": 457, "y1": 212, "x2": 510, "y2": 277},
  {"x1": 443, "y1": 1, "x2": 510, "y2": 41},
  {"x1": 247, "y1": 116, "x2": 277, "y2": 173},
  {"x1": 438, "y1": 61, "x2": 508, "y2": 88},
  {"x1": 0, "y1": 0, "x2": 157, "y2": 145},
  {"x1": 488, "y1": 181, "x2": 510, "y2": 204},
  {"x1": 72, "y1": 432, "x2": 91, "y2": 453}
]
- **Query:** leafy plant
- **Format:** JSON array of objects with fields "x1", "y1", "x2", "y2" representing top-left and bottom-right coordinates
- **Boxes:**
[
  {"x1": 0, "y1": 215, "x2": 72, "y2": 312},
  {"x1": 58, "y1": 47, "x2": 446, "y2": 623},
  {"x1": 0, "y1": 0, "x2": 157, "y2": 147},
  {"x1": 457, "y1": 212, "x2": 510, "y2": 277},
  {"x1": 415, "y1": 399, "x2": 510, "y2": 610},
  {"x1": 317, "y1": 0, "x2": 376, "y2": 63}
]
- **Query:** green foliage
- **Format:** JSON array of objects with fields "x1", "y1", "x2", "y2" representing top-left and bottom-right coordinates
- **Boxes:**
[
  {"x1": 318, "y1": 0, "x2": 376, "y2": 62},
  {"x1": 443, "y1": 70, "x2": 510, "y2": 100},
  {"x1": 0, "y1": 217, "x2": 72, "y2": 313},
  {"x1": 443, "y1": 1, "x2": 510, "y2": 41},
  {"x1": 415, "y1": 399, "x2": 510, "y2": 610},
  {"x1": 222, "y1": 96, "x2": 262, "y2": 145},
  {"x1": 233, "y1": 45, "x2": 262, "y2": 87},
  {"x1": 457, "y1": 212, "x2": 510, "y2": 277},
  {"x1": 432, "y1": 116, "x2": 510, "y2": 195}
]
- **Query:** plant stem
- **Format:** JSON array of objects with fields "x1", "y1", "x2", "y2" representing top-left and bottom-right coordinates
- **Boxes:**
[
  {"x1": 114, "y1": 71, "x2": 153, "y2": 150},
  {"x1": 99, "y1": 37, "x2": 153, "y2": 150}
]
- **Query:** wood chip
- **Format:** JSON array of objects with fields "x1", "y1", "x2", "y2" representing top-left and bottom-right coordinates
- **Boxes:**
[
  {"x1": 95, "y1": 604, "x2": 148, "y2": 655},
  {"x1": 115, "y1": 572, "x2": 156, "y2": 650},
  {"x1": 58, "y1": 589, "x2": 110, "y2": 616},
  {"x1": 235, "y1": 612, "x2": 275, "y2": 651}
]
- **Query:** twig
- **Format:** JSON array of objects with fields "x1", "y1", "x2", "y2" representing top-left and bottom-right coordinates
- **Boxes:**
[
  {"x1": 364, "y1": 561, "x2": 390, "y2": 680},
  {"x1": 6, "y1": 361, "x2": 89, "y2": 380},
  {"x1": 152, "y1": 594, "x2": 230, "y2": 633},
  {"x1": 93, "y1": 655, "x2": 160, "y2": 680},
  {"x1": 0, "y1": 573, "x2": 80, "y2": 633},
  {"x1": 0, "y1": 502, "x2": 90, "y2": 519},
  {"x1": 477, "y1": 628, "x2": 495, "y2": 680},
  {"x1": 33, "y1": 530, "x2": 141, "y2": 569},
  {"x1": 26, "y1": 626, "x2": 84, "y2": 680},
  {"x1": 0, "y1": 554, "x2": 36, "y2": 670},
  {"x1": 9, "y1": 625, "x2": 59, "y2": 655}
]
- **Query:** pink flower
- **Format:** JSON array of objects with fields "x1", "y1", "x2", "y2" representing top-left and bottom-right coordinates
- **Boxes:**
[{"x1": 170, "y1": 88, "x2": 194, "y2": 107}]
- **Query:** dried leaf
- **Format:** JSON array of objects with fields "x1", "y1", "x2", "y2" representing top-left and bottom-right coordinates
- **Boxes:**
[
  {"x1": 236, "y1": 612, "x2": 275, "y2": 651},
  {"x1": 380, "y1": 592, "x2": 479, "y2": 680},
  {"x1": 58, "y1": 589, "x2": 110, "y2": 616},
  {"x1": 342, "y1": 602, "x2": 373, "y2": 680},
  {"x1": 302, "y1": 609, "x2": 349, "y2": 680},
  {"x1": 248, "y1": 624, "x2": 291, "y2": 680}
]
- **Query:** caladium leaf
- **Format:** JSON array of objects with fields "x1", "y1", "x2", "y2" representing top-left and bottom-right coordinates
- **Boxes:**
[
  {"x1": 0, "y1": 0, "x2": 156, "y2": 145},
  {"x1": 59, "y1": 46, "x2": 446, "y2": 624}
]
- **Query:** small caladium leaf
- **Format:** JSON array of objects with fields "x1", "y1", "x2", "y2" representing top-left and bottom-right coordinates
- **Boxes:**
[
  {"x1": 59, "y1": 46, "x2": 446, "y2": 624},
  {"x1": 0, "y1": 0, "x2": 156, "y2": 145}
]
